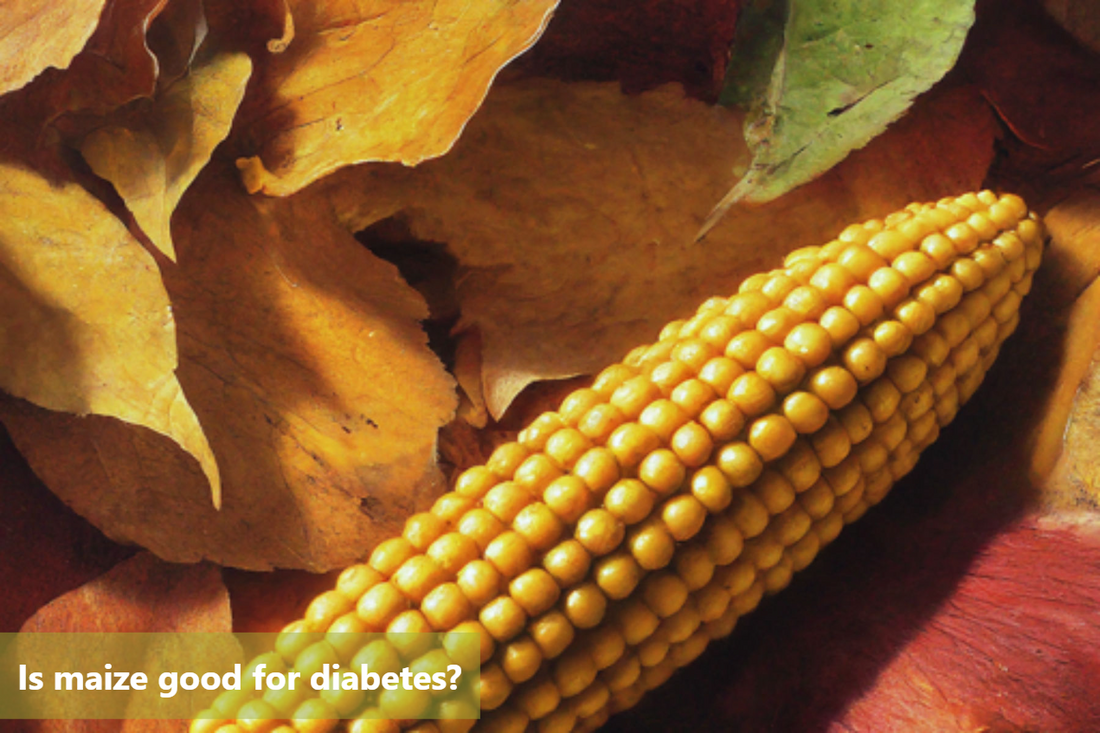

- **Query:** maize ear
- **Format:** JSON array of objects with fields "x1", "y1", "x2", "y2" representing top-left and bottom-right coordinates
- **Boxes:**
[{"x1": 193, "y1": 191, "x2": 1044, "y2": 733}]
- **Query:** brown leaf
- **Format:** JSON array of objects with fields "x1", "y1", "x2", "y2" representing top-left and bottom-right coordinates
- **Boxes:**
[
  {"x1": 0, "y1": 425, "x2": 135, "y2": 633},
  {"x1": 453, "y1": 329, "x2": 489, "y2": 429},
  {"x1": 327, "y1": 79, "x2": 998, "y2": 419},
  {"x1": 144, "y1": 0, "x2": 206, "y2": 90},
  {"x1": 233, "y1": 0, "x2": 560, "y2": 196},
  {"x1": 1044, "y1": 0, "x2": 1100, "y2": 54},
  {"x1": 22, "y1": 0, "x2": 171, "y2": 123},
  {"x1": 509, "y1": 0, "x2": 744, "y2": 100},
  {"x1": 11, "y1": 710, "x2": 186, "y2": 733},
  {"x1": 223, "y1": 567, "x2": 339, "y2": 633},
  {"x1": 21, "y1": 551, "x2": 229, "y2": 633},
  {"x1": 17, "y1": 552, "x2": 229, "y2": 733},
  {"x1": 0, "y1": 0, "x2": 107, "y2": 97},
  {"x1": 828, "y1": 515, "x2": 1100, "y2": 732},
  {"x1": 81, "y1": 46, "x2": 253, "y2": 260},
  {"x1": 203, "y1": 0, "x2": 294, "y2": 58},
  {"x1": 0, "y1": 156, "x2": 219, "y2": 502},
  {"x1": 0, "y1": 163, "x2": 457, "y2": 571},
  {"x1": 964, "y1": 0, "x2": 1100, "y2": 197}
]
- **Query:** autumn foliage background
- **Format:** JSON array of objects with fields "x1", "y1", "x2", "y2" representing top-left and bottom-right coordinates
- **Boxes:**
[{"x1": 3, "y1": 0, "x2": 1100, "y2": 730}]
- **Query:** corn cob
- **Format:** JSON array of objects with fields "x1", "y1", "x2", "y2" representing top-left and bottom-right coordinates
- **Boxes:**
[{"x1": 192, "y1": 191, "x2": 1044, "y2": 733}]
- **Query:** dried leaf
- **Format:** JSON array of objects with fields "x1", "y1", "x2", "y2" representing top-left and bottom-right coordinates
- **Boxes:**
[
  {"x1": 21, "y1": 551, "x2": 230, "y2": 633},
  {"x1": 0, "y1": 426, "x2": 134, "y2": 633},
  {"x1": 22, "y1": 0, "x2": 171, "y2": 123},
  {"x1": 829, "y1": 516, "x2": 1100, "y2": 732},
  {"x1": 706, "y1": 0, "x2": 975, "y2": 230},
  {"x1": 17, "y1": 552, "x2": 229, "y2": 733},
  {"x1": 1044, "y1": 0, "x2": 1100, "y2": 54},
  {"x1": 0, "y1": 163, "x2": 457, "y2": 571},
  {"x1": 327, "y1": 79, "x2": 997, "y2": 419},
  {"x1": 1033, "y1": 187, "x2": 1100, "y2": 508},
  {"x1": 963, "y1": 0, "x2": 1100, "y2": 196},
  {"x1": 234, "y1": 0, "x2": 559, "y2": 196},
  {"x1": 223, "y1": 567, "x2": 339, "y2": 633},
  {"x1": 0, "y1": 0, "x2": 107, "y2": 97},
  {"x1": 0, "y1": 158, "x2": 220, "y2": 502},
  {"x1": 509, "y1": 0, "x2": 744, "y2": 99},
  {"x1": 1049, "y1": 341, "x2": 1100, "y2": 509},
  {"x1": 145, "y1": 0, "x2": 207, "y2": 90},
  {"x1": 453, "y1": 330, "x2": 489, "y2": 429},
  {"x1": 82, "y1": 46, "x2": 253, "y2": 260},
  {"x1": 203, "y1": 0, "x2": 294, "y2": 57}
]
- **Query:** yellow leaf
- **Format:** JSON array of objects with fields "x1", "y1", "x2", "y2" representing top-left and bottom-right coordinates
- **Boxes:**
[
  {"x1": 234, "y1": 0, "x2": 559, "y2": 196},
  {"x1": 1029, "y1": 188, "x2": 1100, "y2": 507},
  {"x1": 325, "y1": 80, "x2": 999, "y2": 419},
  {"x1": 0, "y1": 0, "x2": 107, "y2": 97},
  {"x1": 0, "y1": 159, "x2": 220, "y2": 503},
  {"x1": 82, "y1": 48, "x2": 253, "y2": 260},
  {"x1": 0, "y1": 164, "x2": 457, "y2": 571}
]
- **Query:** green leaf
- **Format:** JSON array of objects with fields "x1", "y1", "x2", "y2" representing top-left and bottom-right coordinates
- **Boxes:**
[
  {"x1": 719, "y1": 0, "x2": 789, "y2": 110},
  {"x1": 702, "y1": 0, "x2": 976, "y2": 238}
]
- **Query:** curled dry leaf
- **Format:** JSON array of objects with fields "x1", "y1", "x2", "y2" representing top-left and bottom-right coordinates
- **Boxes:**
[
  {"x1": 19, "y1": 0, "x2": 171, "y2": 124},
  {"x1": 0, "y1": 157, "x2": 219, "y2": 502},
  {"x1": 144, "y1": 0, "x2": 207, "y2": 90},
  {"x1": 1033, "y1": 186, "x2": 1100, "y2": 508},
  {"x1": 82, "y1": 46, "x2": 253, "y2": 260},
  {"x1": 327, "y1": 79, "x2": 997, "y2": 419},
  {"x1": 0, "y1": 163, "x2": 457, "y2": 571},
  {"x1": 453, "y1": 329, "x2": 490, "y2": 429},
  {"x1": 0, "y1": 0, "x2": 107, "y2": 97},
  {"x1": 234, "y1": 0, "x2": 559, "y2": 196},
  {"x1": 203, "y1": 0, "x2": 294, "y2": 58}
]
